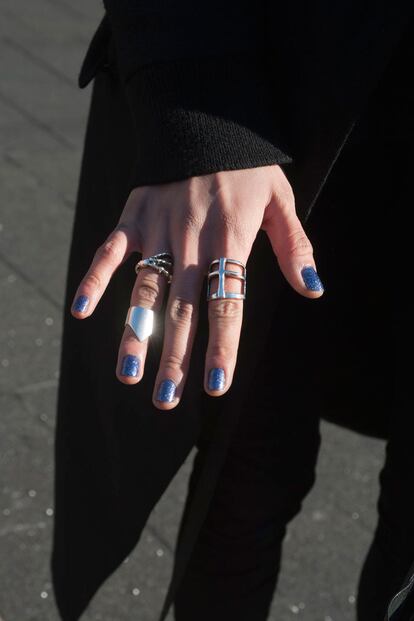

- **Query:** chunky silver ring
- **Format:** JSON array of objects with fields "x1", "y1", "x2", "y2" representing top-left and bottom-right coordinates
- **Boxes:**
[
  {"x1": 206, "y1": 258, "x2": 246, "y2": 301},
  {"x1": 135, "y1": 252, "x2": 174, "y2": 284},
  {"x1": 125, "y1": 306, "x2": 154, "y2": 342}
]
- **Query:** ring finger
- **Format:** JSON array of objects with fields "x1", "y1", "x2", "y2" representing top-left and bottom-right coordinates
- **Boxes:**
[{"x1": 204, "y1": 255, "x2": 247, "y2": 396}]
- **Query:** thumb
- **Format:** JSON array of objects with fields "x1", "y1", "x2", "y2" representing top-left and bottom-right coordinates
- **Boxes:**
[{"x1": 262, "y1": 186, "x2": 324, "y2": 298}]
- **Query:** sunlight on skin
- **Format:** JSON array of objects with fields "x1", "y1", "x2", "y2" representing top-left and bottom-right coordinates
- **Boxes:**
[{"x1": 71, "y1": 165, "x2": 323, "y2": 410}]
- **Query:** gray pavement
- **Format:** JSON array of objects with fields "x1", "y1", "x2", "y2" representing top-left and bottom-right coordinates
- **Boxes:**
[{"x1": 0, "y1": 2, "x2": 386, "y2": 620}]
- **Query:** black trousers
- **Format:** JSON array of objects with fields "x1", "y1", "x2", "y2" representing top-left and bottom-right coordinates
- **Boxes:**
[
  {"x1": 173, "y1": 29, "x2": 414, "y2": 621},
  {"x1": 53, "y1": 22, "x2": 413, "y2": 621}
]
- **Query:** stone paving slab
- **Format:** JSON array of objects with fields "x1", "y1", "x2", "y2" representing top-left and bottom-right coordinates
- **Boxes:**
[
  {"x1": 270, "y1": 422, "x2": 384, "y2": 620},
  {"x1": 0, "y1": 392, "x2": 56, "y2": 621},
  {"x1": 0, "y1": 261, "x2": 61, "y2": 393},
  {"x1": 0, "y1": 44, "x2": 86, "y2": 148},
  {"x1": 0, "y1": 384, "x2": 190, "y2": 621},
  {"x1": 0, "y1": 160, "x2": 73, "y2": 305},
  {"x1": 83, "y1": 422, "x2": 385, "y2": 621},
  {"x1": 0, "y1": 0, "x2": 100, "y2": 48},
  {"x1": 0, "y1": 96, "x2": 85, "y2": 202}
]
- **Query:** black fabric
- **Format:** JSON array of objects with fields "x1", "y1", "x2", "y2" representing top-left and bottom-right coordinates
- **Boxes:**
[
  {"x1": 79, "y1": 3, "x2": 413, "y2": 204},
  {"x1": 102, "y1": 0, "x2": 268, "y2": 79},
  {"x1": 80, "y1": 0, "x2": 293, "y2": 189},
  {"x1": 52, "y1": 7, "x2": 414, "y2": 621},
  {"x1": 51, "y1": 67, "x2": 206, "y2": 620},
  {"x1": 124, "y1": 52, "x2": 292, "y2": 187},
  {"x1": 51, "y1": 64, "x2": 289, "y2": 619},
  {"x1": 156, "y1": 18, "x2": 414, "y2": 619},
  {"x1": 173, "y1": 29, "x2": 414, "y2": 620}
]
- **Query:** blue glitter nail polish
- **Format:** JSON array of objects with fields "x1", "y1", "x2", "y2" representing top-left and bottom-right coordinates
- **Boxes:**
[
  {"x1": 156, "y1": 379, "x2": 176, "y2": 403},
  {"x1": 73, "y1": 294, "x2": 89, "y2": 312},
  {"x1": 121, "y1": 355, "x2": 140, "y2": 377},
  {"x1": 301, "y1": 266, "x2": 324, "y2": 292},
  {"x1": 208, "y1": 368, "x2": 226, "y2": 391}
]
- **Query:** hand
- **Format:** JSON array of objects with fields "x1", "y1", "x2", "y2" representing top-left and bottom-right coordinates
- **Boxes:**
[{"x1": 71, "y1": 164, "x2": 323, "y2": 410}]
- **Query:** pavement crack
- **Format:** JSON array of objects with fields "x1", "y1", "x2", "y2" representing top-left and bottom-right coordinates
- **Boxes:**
[
  {"x1": 2, "y1": 37, "x2": 76, "y2": 89},
  {"x1": 0, "y1": 249, "x2": 63, "y2": 311},
  {"x1": 42, "y1": 0, "x2": 95, "y2": 21},
  {"x1": 0, "y1": 89, "x2": 75, "y2": 150},
  {"x1": 15, "y1": 379, "x2": 58, "y2": 395},
  {"x1": 0, "y1": 521, "x2": 47, "y2": 538},
  {"x1": 3, "y1": 152, "x2": 77, "y2": 214}
]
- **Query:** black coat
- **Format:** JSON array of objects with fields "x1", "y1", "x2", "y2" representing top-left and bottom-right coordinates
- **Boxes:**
[{"x1": 51, "y1": 3, "x2": 414, "y2": 620}]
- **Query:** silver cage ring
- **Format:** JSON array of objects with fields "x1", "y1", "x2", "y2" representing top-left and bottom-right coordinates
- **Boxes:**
[{"x1": 206, "y1": 257, "x2": 247, "y2": 301}]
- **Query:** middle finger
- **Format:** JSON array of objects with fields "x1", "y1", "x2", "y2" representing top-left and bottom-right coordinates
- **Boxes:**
[{"x1": 116, "y1": 246, "x2": 171, "y2": 384}]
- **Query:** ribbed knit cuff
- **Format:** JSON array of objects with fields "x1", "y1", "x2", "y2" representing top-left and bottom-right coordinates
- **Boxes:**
[{"x1": 124, "y1": 53, "x2": 293, "y2": 188}]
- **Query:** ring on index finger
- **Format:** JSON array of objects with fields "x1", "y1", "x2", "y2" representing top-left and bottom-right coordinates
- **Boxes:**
[{"x1": 206, "y1": 257, "x2": 246, "y2": 301}]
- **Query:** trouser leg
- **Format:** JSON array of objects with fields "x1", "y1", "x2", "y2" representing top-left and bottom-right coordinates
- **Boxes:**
[
  {"x1": 173, "y1": 312, "x2": 321, "y2": 621},
  {"x1": 174, "y1": 17, "x2": 414, "y2": 621},
  {"x1": 356, "y1": 143, "x2": 413, "y2": 621},
  {"x1": 356, "y1": 24, "x2": 414, "y2": 619},
  {"x1": 357, "y1": 407, "x2": 414, "y2": 621}
]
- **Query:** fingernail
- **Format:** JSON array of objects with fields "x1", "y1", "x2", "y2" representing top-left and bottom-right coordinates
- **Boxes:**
[
  {"x1": 156, "y1": 379, "x2": 176, "y2": 403},
  {"x1": 72, "y1": 294, "x2": 89, "y2": 312},
  {"x1": 301, "y1": 266, "x2": 324, "y2": 291},
  {"x1": 208, "y1": 368, "x2": 226, "y2": 391},
  {"x1": 121, "y1": 355, "x2": 140, "y2": 377}
]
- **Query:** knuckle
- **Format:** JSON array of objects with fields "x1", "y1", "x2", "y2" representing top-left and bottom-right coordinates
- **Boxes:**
[
  {"x1": 285, "y1": 230, "x2": 313, "y2": 257},
  {"x1": 208, "y1": 344, "x2": 232, "y2": 360},
  {"x1": 219, "y1": 204, "x2": 236, "y2": 228},
  {"x1": 161, "y1": 352, "x2": 184, "y2": 371},
  {"x1": 182, "y1": 208, "x2": 202, "y2": 234},
  {"x1": 169, "y1": 297, "x2": 197, "y2": 324},
  {"x1": 83, "y1": 272, "x2": 101, "y2": 290},
  {"x1": 209, "y1": 300, "x2": 242, "y2": 321},
  {"x1": 137, "y1": 277, "x2": 160, "y2": 305},
  {"x1": 205, "y1": 204, "x2": 250, "y2": 248},
  {"x1": 217, "y1": 204, "x2": 251, "y2": 248},
  {"x1": 97, "y1": 238, "x2": 120, "y2": 264},
  {"x1": 216, "y1": 201, "x2": 238, "y2": 232}
]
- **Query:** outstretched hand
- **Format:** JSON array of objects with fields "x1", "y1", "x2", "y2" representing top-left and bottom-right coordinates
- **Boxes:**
[{"x1": 71, "y1": 164, "x2": 323, "y2": 410}]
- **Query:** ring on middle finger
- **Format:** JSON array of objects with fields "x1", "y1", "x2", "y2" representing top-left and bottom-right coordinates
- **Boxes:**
[
  {"x1": 135, "y1": 252, "x2": 174, "y2": 284},
  {"x1": 125, "y1": 305, "x2": 154, "y2": 342}
]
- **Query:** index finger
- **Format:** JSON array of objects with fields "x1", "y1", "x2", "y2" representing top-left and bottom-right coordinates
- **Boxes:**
[{"x1": 71, "y1": 226, "x2": 130, "y2": 318}]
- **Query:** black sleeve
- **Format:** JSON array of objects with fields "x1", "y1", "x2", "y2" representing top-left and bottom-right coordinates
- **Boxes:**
[{"x1": 102, "y1": 0, "x2": 293, "y2": 187}]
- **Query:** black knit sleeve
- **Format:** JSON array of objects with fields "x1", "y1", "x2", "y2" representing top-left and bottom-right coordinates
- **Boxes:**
[{"x1": 102, "y1": 0, "x2": 293, "y2": 187}]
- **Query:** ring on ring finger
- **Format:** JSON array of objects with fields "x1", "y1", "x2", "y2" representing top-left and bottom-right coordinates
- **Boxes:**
[{"x1": 204, "y1": 256, "x2": 247, "y2": 395}]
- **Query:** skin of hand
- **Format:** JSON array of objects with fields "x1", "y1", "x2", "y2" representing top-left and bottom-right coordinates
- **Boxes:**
[{"x1": 71, "y1": 164, "x2": 323, "y2": 410}]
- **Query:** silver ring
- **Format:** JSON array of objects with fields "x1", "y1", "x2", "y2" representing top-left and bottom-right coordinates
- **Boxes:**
[
  {"x1": 125, "y1": 306, "x2": 154, "y2": 342},
  {"x1": 206, "y1": 258, "x2": 246, "y2": 301},
  {"x1": 135, "y1": 252, "x2": 174, "y2": 283}
]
